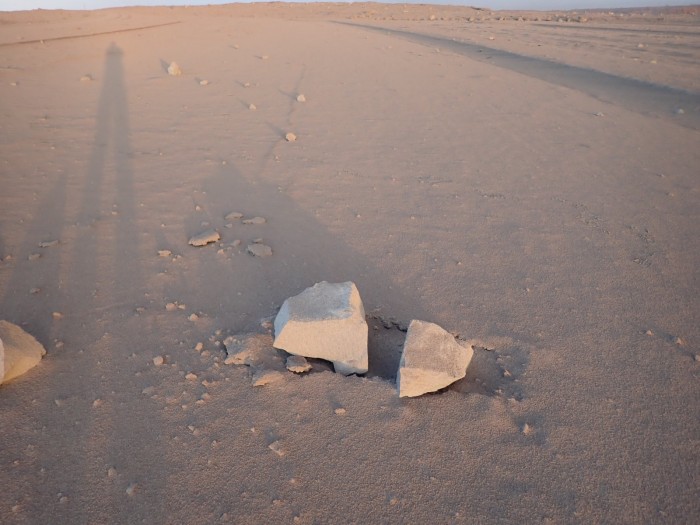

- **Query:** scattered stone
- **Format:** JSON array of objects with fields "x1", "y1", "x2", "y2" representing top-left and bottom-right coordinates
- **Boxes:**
[
  {"x1": 675, "y1": 108, "x2": 685, "y2": 115},
  {"x1": 594, "y1": 112, "x2": 605, "y2": 117},
  {"x1": 52, "y1": 312, "x2": 63, "y2": 320},
  {"x1": 397, "y1": 320, "x2": 474, "y2": 397},
  {"x1": 645, "y1": 329, "x2": 654, "y2": 336},
  {"x1": 28, "y1": 253, "x2": 41, "y2": 261},
  {"x1": 285, "y1": 132, "x2": 297, "y2": 142},
  {"x1": 225, "y1": 223, "x2": 233, "y2": 229},
  {"x1": 165, "y1": 302, "x2": 177, "y2": 312},
  {"x1": 158, "y1": 250, "x2": 172, "y2": 257},
  {"x1": 285, "y1": 355, "x2": 311, "y2": 373},
  {"x1": 194, "y1": 342, "x2": 204, "y2": 352},
  {"x1": 252, "y1": 369, "x2": 283, "y2": 386},
  {"x1": 260, "y1": 55, "x2": 269, "y2": 60},
  {"x1": 694, "y1": 354, "x2": 700, "y2": 362},
  {"x1": 273, "y1": 281, "x2": 368, "y2": 375},
  {"x1": 29, "y1": 288, "x2": 40, "y2": 295},
  {"x1": 188, "y1": 229, "x2": 220, "y2": 247},
  {"x1": 522, "y1": 423, "x2": 533, "y2": 435},
  {"x1": 199, "y1": 79, "x2": 209, "y2": 86},
  {"x1": 39, "y1": 240, "x2": 59, "y2": 248},
  {"x1": 232, "y1": 239, "x2": 242, "y2": 247},
  {"x1": 249, "y1": 103, "x2": 257, "y2": 111},
  {"x1": 223, "y1": 333, "x2": 284, "y2": 370},
  {"x1": 80, "y1": 74, "x2": 93, "y2": 82},
  {"x1": 153, "y1": 356, "x2": 164, "y2": 366},
  {"x1": 225, "y1": 211, "x2": 243, "y2": 221},
  {"x1": 252, "y1": 238, "x2": 264, "y2": 244},
  {"x1": 242, "y1": 216, "x2": 266, "y2": 225},
  {"x1": 268, "y1": 441, "x2": 285, "y2": 456},
  {"x1": 167, "y1": 62, "x2": 182, "y2": 76},
  {"x1": 0, "y1": 321, "x2": 47, "y2": 385},
  {"x1": 673, "y1": 336, "x2": 684, "y2": 346},
  {"x1": 185, "y1": 372, "x2": 198, "y2": 381},
  {"x1": 107, "y1": 467, "x2": 117, "y2": 478},
  {"x1": 296, "y1": 94, "x2": 306, "y2": 102},
  {"x1": 246, "y1": 243, "x2": 272, "y2": 257},
  {"x1": 125, "y1": 484, "x2": 137, "y2": 496},
  {"x1": 92, "y1": 398, "x2": 103, "y2": 408},
  {"x1": 188, "y1": 313, "x2": 199, "y2": 322},
  {"x1": 334, "y1": 407, "x2": 346, "y2": 415}
]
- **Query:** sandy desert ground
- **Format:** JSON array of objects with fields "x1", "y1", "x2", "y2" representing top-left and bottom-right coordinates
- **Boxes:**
[{"x1": 1, "y1": 3, "x2": 699, "y2": 523}]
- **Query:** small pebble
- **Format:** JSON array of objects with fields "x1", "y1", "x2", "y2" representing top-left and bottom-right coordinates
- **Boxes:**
[
  {"x1": 188, "y1": 313, "x2": 199, "y2": 322},
  {"x1": 285, "y1": 132, "x2": 297, "y2": 142},
  {"x1": 232, "y1": 239, "x2": 242, "y2": 247},
  {"x1": 28, "y1": 253, "x2": 41, "y2": 261},
  {"x1": 92, "y1": 399, "x2": 103, "y2": 408},
  {"x1": 522, "y1": 423, "x2": 533, "y2": 435},
  {"x1": 80, "y1": 74, "x2": 92, "y2": 82},
  {"x1": 158, "y1": 250, "x2": 172, "y2": 257},
  {"x1": 195, "y1": 342, "x2": 204, "y2": 352},
  {"x1": 165, "y1": 302, "x2": 177, "y2": 311},
  {"x1": 296, "y1": 94, "x2": 306, "y2": 102},
  {"x1": 268, "y1": 441, "x2": 285, "y2": 456},
  {"x1": 39, "y1": 240, "x2": 59, "y2": 248},
  {"x1": 125, "y1": 484, "x2": 137, "y2": 496},
  {"x1": 675, "y1": 108, "x2": 685, "y2": 115},
  {"x1": 199, "y1": 79, "x2": 209, "y2": 86},
  {"x1": 334, "y1": 408, "x2": 347, "y2": 415},
  {"x1": 29, "y1": 288, "x2": 40, "y2": 294},
  {"x1": 167, "y1": 62, "x2": 182, "y2": 76},
  {"x1": 107, "y1": 467, "x2": 117, "y2": 478},
  {"x1": 52, "y1": 312, "x2": 63, "y2": 319},
  {"x1": 249, "y1": 103, "x2": 257, "y2": 111},
  {"x1": 185, "y1": 372, "x2": 198, "y2": 381},
  {"x1": 225, "y1": 211, "x2": 243, "y2": 220},
  {"x1": 153, "y1": 356, "x2": 164, "y2": 366}
]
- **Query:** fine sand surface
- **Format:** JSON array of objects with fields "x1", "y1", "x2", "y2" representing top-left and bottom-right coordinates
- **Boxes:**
[{"x1": 1, "y1": 3, "x2": 699, "y2": 523}]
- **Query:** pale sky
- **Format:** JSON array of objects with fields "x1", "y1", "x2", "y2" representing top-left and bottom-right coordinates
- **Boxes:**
[{"x1": 0, "y1": 0, "x2": 697, "y2": 12}]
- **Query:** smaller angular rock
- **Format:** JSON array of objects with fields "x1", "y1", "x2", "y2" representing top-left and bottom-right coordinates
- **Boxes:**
[
  {"x1": 242, "y1": 216, "x2": 266, "y2": 225},
  {"x1": 225, "y1": 211, "x2": 243, "y2": 221},
  {"x1": 188, "y1": 229, "x2": 220, "y2": 247},
  {"x1": 1, "y1": 320, "x2": 47, "y2": 385},
  {"x1": 167, "y1": 62, "x2": 182, "y2": 76},
  {"x1": 247, "y1": 243, "x2": 272, "y2": 257},
  {"x1": 397, "y1": 320, "x2": 473, "y2": 397},
  {"x1": 285, "y1": 355, "x2": 311, "y2": 373},
  {"x1": 273, "y1": 281, "x2": 368, "y2": 375}
]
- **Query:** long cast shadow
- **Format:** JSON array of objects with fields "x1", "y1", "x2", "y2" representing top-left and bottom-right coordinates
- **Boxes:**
[{"x1": 337, "y1": 22, "x2": 700, "y2": 130}]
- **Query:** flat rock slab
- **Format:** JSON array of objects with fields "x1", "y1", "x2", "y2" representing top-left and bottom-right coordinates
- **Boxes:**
[
  {"x1": 397, "y1": 320, "x2": 473, "y2": 397},
  {"x1": 0, "y1": 320, "x2": 46, "y2": 385},
  {"x1": 247, "y1": 243, "x2": 272, "y2": 257},
  {"x1": 273, "y1": 281, "x2": 368, "y2": 375},
  {"x1": 188, "y1": 229, "x2": 220, "y2": 247},
  {"x1": 223, "y1": 333, "x2": 285, "y2": 371}
]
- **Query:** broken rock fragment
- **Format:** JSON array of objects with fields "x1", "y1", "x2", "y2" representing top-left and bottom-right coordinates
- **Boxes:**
[
  {"x1": 397, "y1": 320, "x2": 473, "y2": 397},
  {"x1": 0, "y1": 321, "x2": 47, "y2": 385},
  {"x1": 285, "y1": 355, "x2": 311, "y2": 373},
  {"x1": 273, "y1": 281, "x2": 368, "y2": 375},
  {"x1": 188, "y1": 229, "x2": 220, "y2": 247}
]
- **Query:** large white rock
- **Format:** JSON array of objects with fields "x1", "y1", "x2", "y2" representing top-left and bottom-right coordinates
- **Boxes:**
[
  {"x1": 273, "y1": 282, "x2": 368, "y2": 375},
  {"x1": 397, "y1": 320, "x2": 473, "y2": 397},
  {"x1": 0, "y1": 321, "x2": 46, "y2": 385}
]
